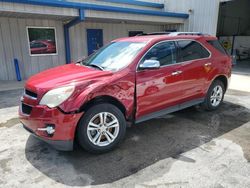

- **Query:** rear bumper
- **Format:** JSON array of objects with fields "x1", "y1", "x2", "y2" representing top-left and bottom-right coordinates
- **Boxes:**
[{"x1": 19, "y1": 104, "x2": 83, "y2": 151}]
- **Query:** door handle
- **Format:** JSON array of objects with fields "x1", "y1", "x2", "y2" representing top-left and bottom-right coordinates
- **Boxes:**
[
  {"x1": 204, "y1": 62, "x2": 212, "y2": 67},
  {"x1": 171, "y1": 70, "x2": 182, "y2": 76}
]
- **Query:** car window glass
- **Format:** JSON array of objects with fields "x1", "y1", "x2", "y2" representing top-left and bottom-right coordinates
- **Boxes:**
[
  {"x1": 177, "y1": 40, "x2": 210, "y2": 62},
  {"x1": 207, "y1": 40, "x2": 228, "y2": 55},
  {"x1": 142, "y1": 41, "x2": 176, "y2": 66},
  {"x1": 82, "y1": 41, "x2": 146, "y2": 71}
]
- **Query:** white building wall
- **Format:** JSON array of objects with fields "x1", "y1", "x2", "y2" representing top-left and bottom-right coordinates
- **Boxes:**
[
  {"x1": 165, "y1": 0, "x2": 221, "y2": 35},
  {"x1": 69, "y1": 21, "x2": 164, "y2": 61},
  {"x1": 140, "y1": 0, "x2": 164, "y2": 3},
  {"x1": 0, "y1": 0, "x2": 166, "y2": 19},
  {"x1": 84, "y1": 10, "x2": 186, "y2": 24},
  {"x1": 0, "y1": 2, "x2": 78, "y2": 18},
  {"x1": 0, "y1": 17, "x2": 65, "y2": 80}
]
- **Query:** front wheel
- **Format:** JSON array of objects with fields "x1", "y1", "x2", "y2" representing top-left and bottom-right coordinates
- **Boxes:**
[
  {"x1": 77, "y1": 103, "x2": 126, "y2": 153},
  {"x1": 203, "y1": 80, "x2": 225, "y2": 111}
]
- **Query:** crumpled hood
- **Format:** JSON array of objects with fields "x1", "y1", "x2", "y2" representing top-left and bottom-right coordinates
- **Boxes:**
[{"x1": 25, "y1": 64, "x2": 113, "y2": 93}]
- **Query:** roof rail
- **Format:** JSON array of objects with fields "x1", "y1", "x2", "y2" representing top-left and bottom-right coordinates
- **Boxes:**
[
  {"x1": 136, "y1": 32, "x2": 170, "y2": 36},
  {"x1": 137, "y1": 32, "x2": 210, "y2": 37},
  {"x1": 168, "y1": 32, "x2": 209, "y2": 36}
]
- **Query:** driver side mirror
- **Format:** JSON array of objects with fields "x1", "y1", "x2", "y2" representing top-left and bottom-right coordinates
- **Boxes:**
[{"x1": 139, "y1": 59, "x2": 160, "y2": 70}]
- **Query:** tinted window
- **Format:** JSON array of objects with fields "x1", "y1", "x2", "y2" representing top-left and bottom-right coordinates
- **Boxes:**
[
  {"x1": 142, "y1": 41, "x2": 176, "y2": 66},
  {"x1": 207, "y1": 40, "x2": 228, "y2": 55},
  {"x1": 177, "y1": 40, "x2": 210, "y2": 62}
]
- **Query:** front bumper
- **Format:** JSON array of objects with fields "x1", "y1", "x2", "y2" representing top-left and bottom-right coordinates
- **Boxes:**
[
  {"x1": 23, "y1": 124, "x2": 73, "y2": 151},
  {"x1": 19, "y1": 104, "x2": 83, "y2": 151}
]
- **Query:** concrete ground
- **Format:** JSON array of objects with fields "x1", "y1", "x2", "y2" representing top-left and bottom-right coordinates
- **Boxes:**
[
  {"x1": 0, "y1": 80, "x2": 25, "y2": 92},
  {"x1": 0, "y1": 66, "x2": 250, "y2": 188}
]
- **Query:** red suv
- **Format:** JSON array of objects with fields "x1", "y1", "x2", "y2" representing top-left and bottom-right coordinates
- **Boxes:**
[{"x1": 19, "y1": 32, "x2": 232, "y2": 153}]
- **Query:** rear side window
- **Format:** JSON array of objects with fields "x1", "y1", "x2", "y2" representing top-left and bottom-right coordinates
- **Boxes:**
[
  {"x1": 177, "y1": 40, "x2": 210, "y2": 62},
  {"x1": 207, "y1": 40, "x2": 228, "y2": 55},
  {"x1": 142, "y1": 41, "x2": 177, "y2": 66}
]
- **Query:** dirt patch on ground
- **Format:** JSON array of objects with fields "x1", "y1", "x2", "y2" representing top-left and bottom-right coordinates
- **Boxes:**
[
  {"x1": 0, "y1": 158, "x2": 11, "y2": 173},
  {"x1": 0, "y1": 118, "x2": 20, "y2": 128},
  {"x1": 224, "y1": 123, "x2": 250, "y2": 162}
]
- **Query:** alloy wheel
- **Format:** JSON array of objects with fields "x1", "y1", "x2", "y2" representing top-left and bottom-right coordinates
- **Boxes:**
[
  {"x1": 210, "y1": 85, "x2": 223, "y2": 107},
  {"x1": 87, "y1": 112, "x2": 120, "y2": 147}
]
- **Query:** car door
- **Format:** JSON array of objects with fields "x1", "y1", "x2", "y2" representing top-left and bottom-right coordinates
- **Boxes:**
[
  {"x1": 176, "y1": 40, "x2": 211, "y2": 102},
  {"x1": 136, "y1": 41, "x2": 184, "y2": 120}
]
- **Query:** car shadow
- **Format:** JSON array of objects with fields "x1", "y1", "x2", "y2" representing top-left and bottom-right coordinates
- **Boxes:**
[{"x1": 25, "y1": 101, "x2": 250, "y2": 186}]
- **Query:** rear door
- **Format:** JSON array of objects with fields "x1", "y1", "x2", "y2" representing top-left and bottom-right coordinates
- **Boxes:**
[
  {"x1": 136, "y1": 41, "x2": 184, "y2": 120},
  {"x1": 176, "y1": 40, "x2": 211, "y2": 101}
]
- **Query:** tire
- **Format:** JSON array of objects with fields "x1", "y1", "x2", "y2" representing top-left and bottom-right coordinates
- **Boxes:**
[
  {"x1": 77, "y1": 103, "x2": 126, "y2": 153},
  {"x1": 203, "y1": 80, "x2": 225, "y2": 111}
]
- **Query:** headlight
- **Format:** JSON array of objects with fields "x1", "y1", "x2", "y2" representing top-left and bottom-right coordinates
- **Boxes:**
[{"x1": 40, "y1": 85, "x2": 75, "y2": 108}]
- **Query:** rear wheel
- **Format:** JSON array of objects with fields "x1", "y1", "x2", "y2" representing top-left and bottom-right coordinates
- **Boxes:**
[
  {"x1": 203, "y1": 80, "x2": 225, "y2": 111},
  {"x1": 77, "y1": 103, "x2": 126, "y2": 153}
]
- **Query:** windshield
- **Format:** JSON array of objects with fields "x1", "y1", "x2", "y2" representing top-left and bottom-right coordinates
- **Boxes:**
[{"x1": 81, "y1": 41, "x2": 146, "y2": 71}]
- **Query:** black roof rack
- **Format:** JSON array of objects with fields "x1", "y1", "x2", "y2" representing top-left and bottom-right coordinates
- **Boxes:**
[
  {"x1": 136, "y1": 32, "x2": 210, "y2": 36},
  {"x1": 168, "y1": 32, "x2": 208, "y2": 36},
  {"x1": 136, "y1": 32, "x2": 170, "y2": 36}
]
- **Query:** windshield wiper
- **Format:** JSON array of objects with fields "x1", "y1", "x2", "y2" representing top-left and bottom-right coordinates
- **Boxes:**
[{"x1": 86, "y1": 64, "x2": 104, "y2": 71}]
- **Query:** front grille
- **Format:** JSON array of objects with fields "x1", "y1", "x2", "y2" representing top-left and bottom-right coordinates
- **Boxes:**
[
  {"x1": 22, "y1": 103, "x2": 32, "y2": 115},
  {"x1": 25, "y1": 89, "x2": 37, "y2": 99}
]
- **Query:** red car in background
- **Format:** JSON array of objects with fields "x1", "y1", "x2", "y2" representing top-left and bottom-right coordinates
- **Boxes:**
[
  {"x1": 30, "y1": 40, "x2": 56, "y2": 54},
  {"x1": 20, "y1": 32, "x2": 232, "y2": 153}
]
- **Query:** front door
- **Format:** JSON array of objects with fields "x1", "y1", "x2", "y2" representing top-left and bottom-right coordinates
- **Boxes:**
[
  {"x1": 87, "y1": 29, "x2": 103, "y2": 55},
  {"x1": 136, "y1": 41, "x2": 184, "y2": 120}
]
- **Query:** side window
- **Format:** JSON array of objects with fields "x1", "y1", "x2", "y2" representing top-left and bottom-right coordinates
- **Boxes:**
[
  {"x1": 142, "y1": 41, "x2": 176, "y2": 66},
  {"x1": 177, "y1": 40, "x2": 210, "y2": 62},
  {"x1": 207, "y1": 40, "x2": 228, "y2": 55}
]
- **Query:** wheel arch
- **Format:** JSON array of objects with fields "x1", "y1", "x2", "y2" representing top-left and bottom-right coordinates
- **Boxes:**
[
  {"x1": 213, "y1": 75, "x2": 228, "y2": 90},
  {"x1": 79, "y1": 95, "x2": 127, "y2": 118}
]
